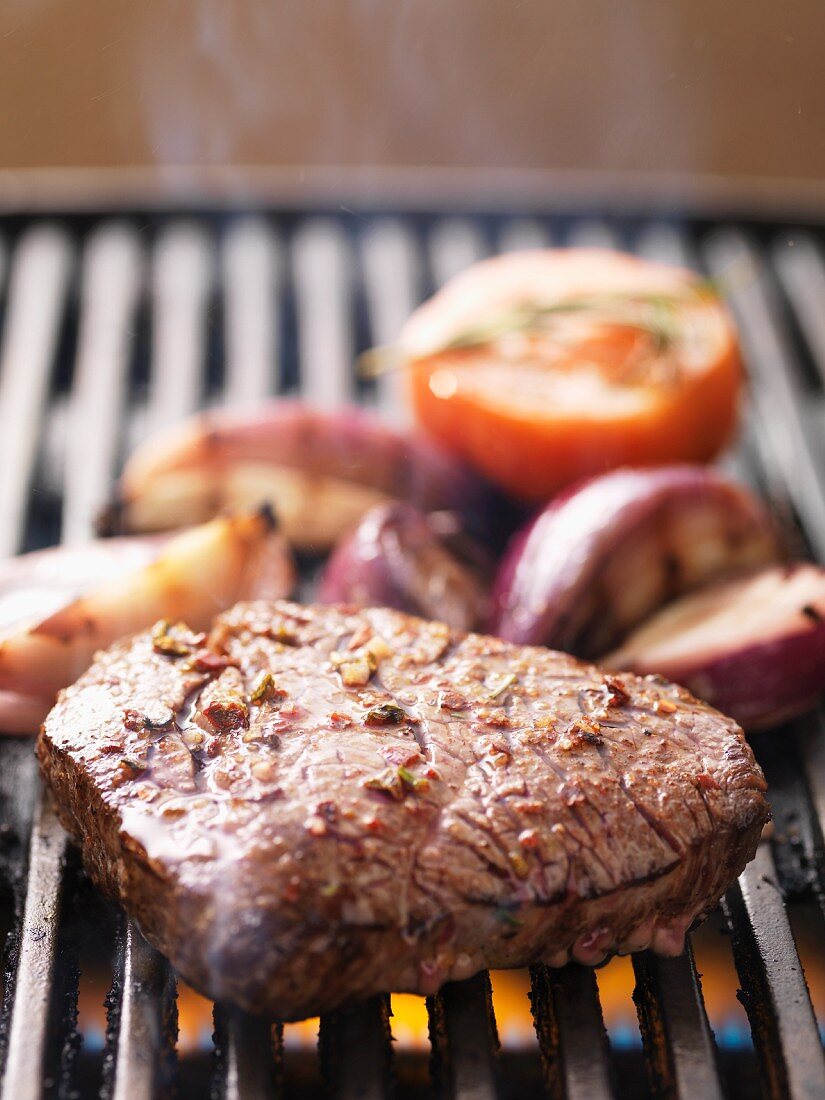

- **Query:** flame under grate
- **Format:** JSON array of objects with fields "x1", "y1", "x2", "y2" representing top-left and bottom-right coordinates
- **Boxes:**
[{"x1": 0, "y1": 208, "x2": 823, "y2": 1098}]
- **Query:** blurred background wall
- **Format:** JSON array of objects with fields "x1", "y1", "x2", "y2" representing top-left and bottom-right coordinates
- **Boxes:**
[{"x1": 0, "y1": 0, "x2": 822, "y2": 210}]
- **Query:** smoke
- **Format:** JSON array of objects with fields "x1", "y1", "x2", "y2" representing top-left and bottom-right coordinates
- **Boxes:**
[
  {"x1": 127, "y1": 1, "x2": 705, "y2": 182},
  {"x1": 130, "y1": 2, "x2": 320, "y2": 176}
]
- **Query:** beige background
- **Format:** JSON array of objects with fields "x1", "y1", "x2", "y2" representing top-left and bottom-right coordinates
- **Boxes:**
[{"x1": 0, "y1": 1, "x2": 823, "y2": 209}]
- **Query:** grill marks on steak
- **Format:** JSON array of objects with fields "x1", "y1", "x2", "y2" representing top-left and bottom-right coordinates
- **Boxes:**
[{"x1": 38, "y1": 600, "x2": 768, "y2": 1019}]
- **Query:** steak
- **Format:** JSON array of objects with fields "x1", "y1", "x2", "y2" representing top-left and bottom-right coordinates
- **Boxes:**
[{"x1": 38, "y1": 600, "x2": 768, "y2": 1020}]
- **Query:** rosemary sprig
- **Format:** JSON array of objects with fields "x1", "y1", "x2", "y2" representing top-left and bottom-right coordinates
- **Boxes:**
[
  {"x1": 443, "y1": 291, "x2": 700, "y2": 355},
  {"x1": 444, "y1": 298, "x2": 596, "y2": 352},
  {"x1": 358, "y1": 343, "x2": 405, "y2": 379},
  {"x1": 358, "y1": 284, "x2": 717, "y2": 379}
]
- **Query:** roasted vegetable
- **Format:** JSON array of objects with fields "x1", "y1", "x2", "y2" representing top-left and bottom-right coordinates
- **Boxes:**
[
  {"x1": 0, "y1": 510, "x2": 294, "y2": 721},
  {"x1": 0, "y1": 536, "x2": 166, "y2": 631},
  {"x1": 105, "y1": 400, "x2": 493, "y2": 552},
  {"x1": 319, "y1": 502, "x2": 488, "y2": 631},
  {"x1": 398, "y1": 249, "x2": 742, "y2": 500},
  {"x1": 606, "y1": 563, "x2": 825, "y2": 730},
  {"x1": 491, "y1": 466, "x2": 779, "y2": 656}
]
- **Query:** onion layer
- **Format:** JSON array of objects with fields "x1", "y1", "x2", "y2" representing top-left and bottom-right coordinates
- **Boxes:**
[
  {"x1": 0, "y1": 510, "x2": 294, "y2": 717},
  {"x1": 606, "y1": 563, "x2": 825, "y2": 730},
  {"x1": 106, "y1": 400, "x2": 494, "y2": 552},
  {"x1": 319, "y1": 503, "x2": 488, "y2": 632},
  {"x1": 491, "y1": 466, "x2": 779, "y2": 656}
]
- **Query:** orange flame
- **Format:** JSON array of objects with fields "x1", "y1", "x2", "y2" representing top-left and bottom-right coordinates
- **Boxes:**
[{"x1": 76, "y1": 911, "x2": 825, "y2": 1054}]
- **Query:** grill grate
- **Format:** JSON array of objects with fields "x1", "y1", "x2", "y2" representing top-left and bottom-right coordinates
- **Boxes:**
[{"x1": 0, "y1": 208, "x2": 823, "y2": 1098}]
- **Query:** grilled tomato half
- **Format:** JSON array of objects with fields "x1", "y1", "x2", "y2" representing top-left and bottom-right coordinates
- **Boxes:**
[{"x1": 399, "y1": 249, "x2": 743, "y2": 502}]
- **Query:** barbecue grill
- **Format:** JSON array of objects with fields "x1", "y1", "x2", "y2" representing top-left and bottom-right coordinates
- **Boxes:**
[{"x1": 0, "y1": 207, "x2": 824, "y2": 1099}]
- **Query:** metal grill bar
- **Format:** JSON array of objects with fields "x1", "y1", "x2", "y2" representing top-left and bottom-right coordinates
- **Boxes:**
[
  {"x1": 147, "y1": 222, "x2": 212, "y2": 434},
  {"x1": 797, "y1": 716, "x2": 825, "y2": 885},
  {"x1": 497, "y1": 220, "x2": 550, "y2": 253},
  {"x1": 566, "y1": 221, "x2": 617, "y2": 250},
  {"x1": 292, "y1": 220, "x2": 353, "y2": 407},
  {"x1": 772, "y1": 232, "x2": 825, "y2": 390},
  {"x1": 0, "y1": 798, "x2": 67, "y2": 1100},
  {"x1": 214, "y1": 1005, "x2": 280, "y2": 1100},
  {"x1": 529, "y1": 964, "x2": 614, "y2": 1100},
  {"x1": 110, "y1": 920, "x2": 177, "y2": 1100},
  {"x1": 723, "y1": 842, "x2": 825, "y2": 1098},
  {"x1": 635, "y1": 222, "x2": 693, "y2": 269},
  {"x1": 429, "y1": 219, "x2": 487, "y2": 287},
  {"x1": 222, "y1": 218, "x2": 281, "y2": 404},
  {"x1": 0, "y1": 225, "x2": 72, "y2": 557},
  {"x1": 632, "y1": 946, "x2": 723, "y2": 1100},
  {"x1": 360, "y1": 219, "x2": 420, "y2": 417},
  {"x1": 319, "y1": 996, "x2": 393, "y2": 1100},
  {"x1": 0, "y1": 221, "x2": 75, "y2": 1100},
  {"x1": 63, "y1": 224, "x2": 143, "y2": 545},
  {"x1": 428, "y1": 971, "x2": 500, "y2": 1100},
  {"x1": 703, "y1": 230, "x2": 825, "y2": 560}
]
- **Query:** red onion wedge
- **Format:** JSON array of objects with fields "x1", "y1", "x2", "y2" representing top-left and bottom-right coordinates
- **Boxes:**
[
  {"x1": 105, "y1": 400, "x2": 494, "y2": 552},
  {"x1": 0, "y1": 509, "x2": 294, "y2": 726},
  {"x1": 491, "y1": 466, "x2": 780, "y2": 656},
  {"x1": 606, "y1": 563, "x2": 825, "y2": 730},
  {"x1": 319, "y1": 502, "x2": 488, "y2": 631}
]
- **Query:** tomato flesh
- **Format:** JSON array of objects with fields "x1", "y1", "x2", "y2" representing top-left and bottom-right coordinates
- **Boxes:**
[{"x1": 403, "y1": 256, "x2": 742, "y2": 502}]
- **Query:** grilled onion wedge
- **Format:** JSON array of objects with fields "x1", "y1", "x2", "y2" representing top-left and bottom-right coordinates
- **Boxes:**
[
  {"x1": 0, "y1": 510, "x2": 294, "y2": 720},
  {"x1": 491, "y1": 466, "x2": 779, "y2": 657},
  {"x1": 319, "y1": 502, "x2": 488, "y2": 631},
  {"x1": 105, "y1": 400, "x2": 493, "y2": 552},
  {"x1": 606, "y1": 563, "x2": 825, "y2": 730}
]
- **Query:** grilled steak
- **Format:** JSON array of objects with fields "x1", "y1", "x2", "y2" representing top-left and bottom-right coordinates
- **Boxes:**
[{"x1": 38, "y1": 600, "x2": 768, "y2": 1020}]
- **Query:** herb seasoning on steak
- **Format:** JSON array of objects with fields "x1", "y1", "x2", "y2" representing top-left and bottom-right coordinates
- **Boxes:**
[{"x1": 37, "y1": 600, "x2": 768, "y2": 1020}]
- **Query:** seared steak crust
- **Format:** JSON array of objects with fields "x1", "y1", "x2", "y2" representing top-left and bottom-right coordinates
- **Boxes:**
[{"x1": 38, "y1": 600, "x2": 768, "y2": 1019}]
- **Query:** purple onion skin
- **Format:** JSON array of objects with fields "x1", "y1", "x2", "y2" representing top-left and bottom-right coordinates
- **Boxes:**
[
  {"x1": 607, "y1": 564, "x2": 825, "y2": 731},
  {"x1": 319, "y1": 502, "x2": 488, "y2": 632},
  {"x1": 490, "y1": 466, "x2": 780, "y2": 657},
  {"x1": 674, "y1": 626, "x2": 825, "y2": 730}
]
